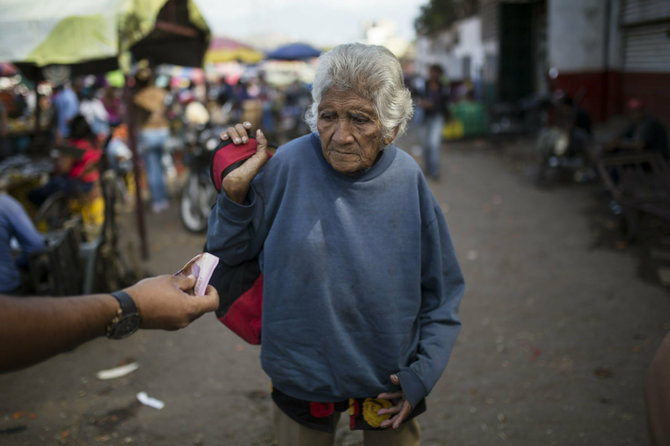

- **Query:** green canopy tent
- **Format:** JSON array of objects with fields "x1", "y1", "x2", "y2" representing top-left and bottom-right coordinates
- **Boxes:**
[
  {"x1": 0, "y1": 0, "x2": 210, "y2": 76},
  {"x1": 0, "y1": 0, "x2": 211, "y2": 259}
]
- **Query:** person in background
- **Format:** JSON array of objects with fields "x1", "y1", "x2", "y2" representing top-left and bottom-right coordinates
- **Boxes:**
[
  {"x1": 0, "y1": 274, "x2": 219, "y2": 373},
  {"x1": 416, "y1": 64, "x2": 450, "y2": 181},
  {"x1": 51, "y1": 82, "x2": 80, "y2": 142},
  {"x1": 604, "y1": 98, "x2": 669, "y2": 160},
  {"x1": 101, "y1": 85, "x2": 123, "y2": 127},
  {"x1": 79, "y1": 86, "x2": 110, "y2": 143},
  {"x1": 0, "y1": 193, "x2": 45, "y2": 294},
  {"x1": 133, "y1": 67, "x2": 170, "y2": 213},
  {"x1": 207, "y1": 43, "x2": 464, "y2": 446},
  {"x1": 28, "y1": 115, "x2": 102, "y2": 207}
]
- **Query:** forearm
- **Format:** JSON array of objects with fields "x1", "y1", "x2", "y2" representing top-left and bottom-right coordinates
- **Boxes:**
[
  {"x1": 398, "y1": 313, "x2": 462, "y2": 407},
  {"x1": 206, "y1": 189, "x2": 264, "y2": 264},
  {"x1": 0, "y1": 294, "x2": 117, "y2": 373},
  {"x1": 398, "y1": 215, "x2": 465, "y2": 407}
]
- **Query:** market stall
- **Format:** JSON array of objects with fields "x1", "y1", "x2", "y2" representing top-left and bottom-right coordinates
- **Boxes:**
[{"x1": 0, "y1": 0, "x2": 211, "y2": 273}]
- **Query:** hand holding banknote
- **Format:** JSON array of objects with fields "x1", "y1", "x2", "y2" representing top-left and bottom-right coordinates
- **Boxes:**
[
  {"x1": 124, "y1": 274, "x2": 219, "y2": 330},
  {"x1": 174, "y1": 253, "x2": 220, "y2": 296}
]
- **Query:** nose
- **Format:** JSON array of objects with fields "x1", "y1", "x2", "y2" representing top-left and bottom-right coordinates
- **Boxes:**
[{"x1": 332, "y1": 119, "x2": 354, "y2": 144}]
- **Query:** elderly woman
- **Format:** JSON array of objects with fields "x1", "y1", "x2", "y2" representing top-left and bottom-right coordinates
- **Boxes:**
[{"x1": 206, "y1": 43, "x2": 464, "y2": 446}]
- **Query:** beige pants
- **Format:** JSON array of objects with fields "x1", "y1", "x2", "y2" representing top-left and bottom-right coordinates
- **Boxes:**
[{"x1": 273, "y1": 403, "x2": 421, "y2": 446}]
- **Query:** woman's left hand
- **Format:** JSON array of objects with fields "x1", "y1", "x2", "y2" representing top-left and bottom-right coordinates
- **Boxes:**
[{"x1": 376, "y1": 374, "x2": 413, "y2": 429}]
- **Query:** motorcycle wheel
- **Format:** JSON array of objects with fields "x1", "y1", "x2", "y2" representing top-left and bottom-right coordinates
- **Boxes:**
[{"x1": 180, "y1": 174, "x2": 214, "y2": 233}]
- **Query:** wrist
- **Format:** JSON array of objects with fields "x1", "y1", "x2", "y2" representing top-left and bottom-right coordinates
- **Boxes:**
[
  {"x1": 396, "y1": 369, "x2": 426, "y2": 409},
  {"x1": 106, "y1": 290, "x2": 142, "y2": 339}
]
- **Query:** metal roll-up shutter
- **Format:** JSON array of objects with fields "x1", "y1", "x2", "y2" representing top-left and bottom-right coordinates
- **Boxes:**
[
  {"x1": 621, "y1": 0, "x2": 670, "y2": 71},
  {"x1": 621, "y1": 0, "x2": 670, "y2": 24},
  {"x1": 623, "y1": 23, "x2": 670, "y2": 71}
]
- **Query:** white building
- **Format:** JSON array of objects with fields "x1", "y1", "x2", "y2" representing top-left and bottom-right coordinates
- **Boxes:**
[{"x1": 415, "y1": 16, "x2": 486, "y2": 83}]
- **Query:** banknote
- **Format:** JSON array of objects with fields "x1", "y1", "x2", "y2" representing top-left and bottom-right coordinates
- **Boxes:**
[{"x1": 174, "y1": 253, "x2": 219, "y2": 296}]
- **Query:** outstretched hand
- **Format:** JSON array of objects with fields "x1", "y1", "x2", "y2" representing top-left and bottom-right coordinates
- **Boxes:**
[
  {"x1": 219, "y1": 121, "x2": 270, "y2": 204},
  {"x1": 124, "y1": 274, "x2": 219, "y2": 330},
  {"x1": 376, "y1": 374, "x2": 413, "y2": 429}
]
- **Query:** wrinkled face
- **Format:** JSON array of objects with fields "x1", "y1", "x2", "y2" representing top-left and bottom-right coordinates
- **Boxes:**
[{"x1": 317, "y1": 89, "x2": 384, "y2": 175}]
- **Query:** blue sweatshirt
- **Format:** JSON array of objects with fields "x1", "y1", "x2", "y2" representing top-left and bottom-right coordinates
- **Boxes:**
[{"x1": 206, "y1": 134, "x2": 464, "y2": 408}]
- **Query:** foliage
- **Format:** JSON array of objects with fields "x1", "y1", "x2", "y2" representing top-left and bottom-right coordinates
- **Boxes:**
[{"x1": 414, "y1": 0, "x2": 479, "y2": 36}]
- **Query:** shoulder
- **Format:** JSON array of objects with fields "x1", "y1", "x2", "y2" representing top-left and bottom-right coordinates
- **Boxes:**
[
  {"x1": 266, "y1": 134, "x2": 317, "y2": 167},
  {"x1": 276, "y1": 133, "x2": 315, "y2": 154},
  {"x1": 386, "y1": 146, "x2": 439, "y2": 210},
  {"x1": 387, "y1": 145, "x2": 423, "y2": 175}
]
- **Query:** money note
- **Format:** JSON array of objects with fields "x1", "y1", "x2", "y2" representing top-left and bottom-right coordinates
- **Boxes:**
[{"x1": 174, "y1": 253, "x2": 219, "y2": 296}]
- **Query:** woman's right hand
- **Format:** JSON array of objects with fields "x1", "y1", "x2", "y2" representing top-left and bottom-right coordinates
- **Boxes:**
[{"x1": 219, "y1": 121, "x2": 270, "y2": 204}]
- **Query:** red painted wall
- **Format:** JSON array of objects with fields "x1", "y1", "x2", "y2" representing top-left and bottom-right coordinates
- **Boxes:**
[{"x1": 554, "y1": 70, "x2": 670, "y2": 128}]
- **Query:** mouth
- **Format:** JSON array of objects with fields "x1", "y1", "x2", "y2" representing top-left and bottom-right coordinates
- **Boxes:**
[{"x1": 329, "y1": 147, "x2": 359, "y2": 157}]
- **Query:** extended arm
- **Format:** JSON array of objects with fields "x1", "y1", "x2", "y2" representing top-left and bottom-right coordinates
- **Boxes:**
[{"x1": 0, "y1": 274, "x2": 218, "y2": 373}]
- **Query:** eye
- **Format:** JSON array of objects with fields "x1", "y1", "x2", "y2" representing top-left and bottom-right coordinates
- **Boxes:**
[
  {"x1": 351, "y1": 114, "x2": 370, "y2": 124},
  {"x1": 319, "y1": 111, "x2": 336, "y2": 121}
]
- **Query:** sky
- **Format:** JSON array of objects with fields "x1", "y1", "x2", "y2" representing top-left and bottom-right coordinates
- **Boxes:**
[{"x1": 194, "y1": 0, "x2": 427, "y2": 48}]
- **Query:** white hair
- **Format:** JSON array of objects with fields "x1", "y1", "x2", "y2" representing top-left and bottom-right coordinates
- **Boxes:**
[{"x1": 304, "y1": 43, "x2": 414, "y2": 141}]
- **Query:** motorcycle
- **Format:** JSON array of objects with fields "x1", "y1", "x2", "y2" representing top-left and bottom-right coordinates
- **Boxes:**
[
  {"x1": 535, "y1": 126, "x2": 596, "y2": 185},
  {"x1": 179, "y1": 124, "x2": 222, "y2": 233},
  {"x1": 488, "y1": 94, "x2": 551, "y2": 142}
]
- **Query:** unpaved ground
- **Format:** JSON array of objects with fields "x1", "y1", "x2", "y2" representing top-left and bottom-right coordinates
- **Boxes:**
[{"x1": 1, "y1": 133, "x2": 669, "y2": 445}]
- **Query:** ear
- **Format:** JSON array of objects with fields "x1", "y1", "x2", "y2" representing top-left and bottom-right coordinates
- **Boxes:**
[{"x1": 384, "y1": 127, "x2": 400, "y2": 145}]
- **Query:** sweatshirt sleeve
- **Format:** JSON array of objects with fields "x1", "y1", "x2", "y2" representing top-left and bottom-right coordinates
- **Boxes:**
[
  {"x1": 396, "y1": 204, "x2": 465, "y2": 408},
  {"x1": 3, "y1": 195, "x2": 45, "y2": 267},
  {"x1": 205, "y1": 184, "x2": 267, "y2": 266}
]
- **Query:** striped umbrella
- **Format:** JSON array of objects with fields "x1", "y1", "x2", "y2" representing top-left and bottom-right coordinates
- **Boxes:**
[{"x1": 205, "y1": 36, "x2": 263, "y2": 64}]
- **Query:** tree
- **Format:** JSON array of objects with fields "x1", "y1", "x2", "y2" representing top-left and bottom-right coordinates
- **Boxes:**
[{"x1": 414, "y1": 0, "x2": 479, "y2": 36}]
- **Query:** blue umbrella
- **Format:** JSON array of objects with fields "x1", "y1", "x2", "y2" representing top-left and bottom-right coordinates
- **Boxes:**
[{"x1": 265, "y1": 43, "x2": 321, "y2": 61}]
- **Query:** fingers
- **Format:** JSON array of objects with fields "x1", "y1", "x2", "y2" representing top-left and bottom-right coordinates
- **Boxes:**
[
  {"x1": 379, "y1": 400, "x2": 412, "y2": 429},
  {"x1": 219, "y1": 126, "x2": 269, "y2": 204},
  {"x1": 182, "y1": 285, "x2": 219, "y2": 326},
  {"x1": 255, "y1": 129, "x2": 267, "y2": 152},
  {"x1": 377, "y1": 391, "x2": 403, "y2": 400},
  {"x1": 376, "y1": 404, "x2": 402, "y2": 416},
  {"x1": 173, "y1": 273, "x2": 197, "y2": 291},
  {"x1": 199, "y1": 285, "x2": 220, "y2": 312},
  {"x1": 232, "y1": 130, "x2": 269, "y2": 180},
  {"x1": 378, "y1": 373, "x2": 410, "y2": 429},
  {"x1": 220, "y1": 121, "x2": 253, "y2": 144}
]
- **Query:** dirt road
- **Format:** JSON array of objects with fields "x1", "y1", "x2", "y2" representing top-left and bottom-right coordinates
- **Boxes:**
[{"x1": 1, "y1": 136, "x2": 668, "y2": 445}]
